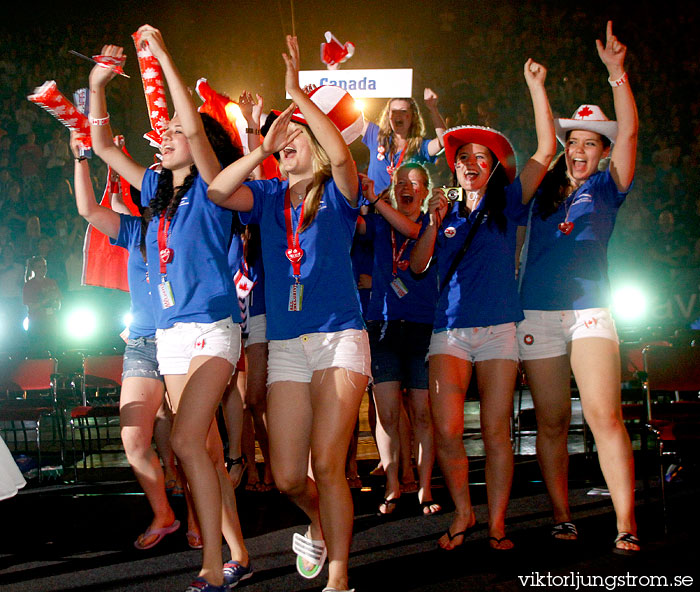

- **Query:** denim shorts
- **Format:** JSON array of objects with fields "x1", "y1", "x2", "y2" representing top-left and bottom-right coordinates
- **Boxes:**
[
  {"x1": 122, "y1": 337, "x2": 163, "y2": 382},
  {"x1": 267, "y1": 328, "x2": 371, "y2": 385},
  {"x1": 428, "y1": 323, "x2": 519, "y2": 363},
  {"x1": 368, "y1": 320, "x2": 431, "y2": 389}
]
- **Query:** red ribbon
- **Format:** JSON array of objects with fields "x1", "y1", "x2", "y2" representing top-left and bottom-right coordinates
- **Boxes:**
[
  {"x1": 284, "y1": 189, "x2": 305, "y2": 277},
  {"x1": 157, "y1": 216, "x2": 173, "y2": 274},
  {"x1": 390, "y1": 229, "x2": 411, "y2": 276}
]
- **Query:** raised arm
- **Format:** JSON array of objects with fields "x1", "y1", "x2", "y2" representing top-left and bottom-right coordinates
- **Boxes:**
[
  {"x1": 409, "y1": 189, "x2": 448, "y2": 274},
  {"x1": 283, "y1": 35, "x2": 359, "y2": 204},
  {"x1": 208, "y1": 104, "x2": 301, "y2": 211},
  {"x1": 136, "y1": 25, "x2": 221, "y2": 184},
  {"x1": 239, "y1": 90, "x2": 265, "y2": 180},
  {"x1": 519, "y1": 59, "x2": 557, "y2": 204},
  {"x1": 89, "y1": 45, "x2": 146, "y2": 190},
  {"x1": 360, "y1": 175, "x2": 421, "y2": 239},
  {"x1": 70, "y1": 132, "x2": 121, "y2": 239},
  {"x1": 597, "y1": 20, "x2": 637, "y2": 192},
  {"x1": 424, "y1": 88, "x2": 447, "y2": 157}
]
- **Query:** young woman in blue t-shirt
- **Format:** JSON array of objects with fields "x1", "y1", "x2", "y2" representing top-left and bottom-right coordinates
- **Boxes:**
[
  {"x1": 88, "y1": 26, "x2": 250, "y2": 592},
  {"x1": 517, "y1": 22, "x2": 640, "y2": 555},
  {"x1": 208, "y1": 36, "x2": 369, "y2": 592},
  {"x1": 410, "y1": 59, "x2": 555, "y2": 552}
]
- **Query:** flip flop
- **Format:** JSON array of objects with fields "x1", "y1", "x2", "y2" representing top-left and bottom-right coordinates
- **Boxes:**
[
  {"x1": 186, "y1": 529, "x2": 204, "y2": 550},
  {"x1": 551, "y1": 521, "x2": 578, "y2": 541},
  {"x1": 377, "y1": 497, "x2": 399, "y2": 516},
  {"x1": 292, "y1": 529, "x2": 327, "y2": 579},
  {"x1": 133, "y1": 519, "x2": 180, "y2": 550},
  {"x1": 488, "y1": 536, "x2": 514, "y2": 551},
  {"x1": 439, "y1": 518, "x2": 478, "y2": 550},
  {"x1": 420, "y1": 500, "x2": 442, "y2": 515},
  {"x1": 613, "y1": 532, "x2": 641, "y2": 556}
]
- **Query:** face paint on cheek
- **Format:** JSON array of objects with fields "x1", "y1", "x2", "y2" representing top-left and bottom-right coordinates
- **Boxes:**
[{"x1": 479, "y1": 162, "x2": 489, "y2": 169}]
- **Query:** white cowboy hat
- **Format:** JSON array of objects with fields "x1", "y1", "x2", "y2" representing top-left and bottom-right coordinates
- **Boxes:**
[{"x1": 554, "y1": 104, "x2": 618, "y2": 146}]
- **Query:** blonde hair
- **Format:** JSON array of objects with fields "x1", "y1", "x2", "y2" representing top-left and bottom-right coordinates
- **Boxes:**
[
  {"x1": 278, "y1": 125, "x2": 331, "y2": 233},
  {"x1": 377, "y1": 98, "x2": 426, "y2": 162},
  {"x1": 390, "y1": 162, "x2": 432, "y2": 212}
]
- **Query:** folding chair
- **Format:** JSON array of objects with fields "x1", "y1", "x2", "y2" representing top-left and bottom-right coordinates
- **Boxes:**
[{"x1": 641, "y1": 343, "x2": 700, "y2": 528}]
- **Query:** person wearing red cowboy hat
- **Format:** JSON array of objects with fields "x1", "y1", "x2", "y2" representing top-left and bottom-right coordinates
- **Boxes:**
[
  {"x1": 517, "y1": 21, "x2": 640, "y2": 555},
  {"x1": 208, "y1": 35, "x2": 369, "y2": 592},
  {"x1": 410, "y1": 58, "x2": 556, "y2": 552}
]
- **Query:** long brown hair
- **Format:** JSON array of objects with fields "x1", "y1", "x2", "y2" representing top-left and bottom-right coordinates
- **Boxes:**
[
  {"x1": 377, "y1": 98, "x2": 426, "y2": 162},
  {"x1": 278, "y1": 125, "x2": 331, "y2": 233}
]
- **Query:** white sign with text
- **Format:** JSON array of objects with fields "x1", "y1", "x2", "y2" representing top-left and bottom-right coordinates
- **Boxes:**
[{"x1": 292, "y1": 69, "x2": 413, "y2": 99}]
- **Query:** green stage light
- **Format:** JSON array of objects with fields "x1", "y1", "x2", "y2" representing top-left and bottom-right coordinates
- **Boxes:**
[
  {"x1": 65, "y1": 308, "x2": 98, "y2": 339},
  {"x1": 613, "y1": 286, "x2": 647, "y2": 322}
]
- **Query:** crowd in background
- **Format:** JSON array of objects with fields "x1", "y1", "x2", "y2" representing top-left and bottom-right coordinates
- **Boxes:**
[{"x1": 1, "y1": 5, "x2": 699, "y2": 337}]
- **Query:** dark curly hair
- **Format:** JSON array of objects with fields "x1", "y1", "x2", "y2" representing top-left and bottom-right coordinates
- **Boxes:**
[
  {"x1": 453, "y1": 148, "x2": 509, "y2": 234},
  {"x1": 145, "y1": 113, "x2": 243, "y2": 222}
]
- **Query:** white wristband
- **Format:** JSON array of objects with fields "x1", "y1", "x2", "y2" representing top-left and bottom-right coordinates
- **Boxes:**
[
  {"x1": 608, "y1": 72, "x2": 628, "y2": 87},
  {"x1": 89, "y1": 114, "x2": 110, "y2": 126}
]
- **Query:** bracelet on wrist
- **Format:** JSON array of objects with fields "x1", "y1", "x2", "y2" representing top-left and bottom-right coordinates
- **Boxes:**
[
  {"x1": 89, "y1": 114, "x2": 110, "y2": 126},
  {"x1": 370, "y1": 195, "x2": 382, "y2": 206},
  {"x1": 75, "y1": 156, "x2": 87, "y2": 162},
  {"x1": 608, "y1": 71, "x2": 628, "y2": 87},
  {"x1": 245, "y1": 127, "x2": 261, "y2": 135}
]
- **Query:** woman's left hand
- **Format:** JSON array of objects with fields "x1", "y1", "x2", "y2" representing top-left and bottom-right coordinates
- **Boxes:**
[
  {"x1": 283, "y1": 35, "x2": 302, "y2": 95},
  {"x1": 523, "y1": 58, "x2": 547, "y2": 86},
  {"x1": 596, "y1": 20, "x2": 626, "y2": 76},
  {"x1": 424, "y1": 88, "x2": 439, "y2": 110}
]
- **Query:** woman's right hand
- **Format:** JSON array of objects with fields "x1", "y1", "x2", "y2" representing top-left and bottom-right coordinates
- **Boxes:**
[
  {"x1": 359, "y1": 174, "x2": 377, "y2": 203},
  {"x1": 89, "y1": 45, "x2": 124, "y2": 88},
  {"x1": 282, "y1": 35, "x2": 302, "y2": 96},
  {"x1": 69, "y1": 132, "x2": 82, "y2": 159},
  {"x1": 239, "y1": 90, "x2": 263, "y2": 126},
  {"x1": 261, "y1": 103, "x2": 302, "y2": 156},
  {"x1": 428, "y1": 188, "x2": 449, "y2": 217}
]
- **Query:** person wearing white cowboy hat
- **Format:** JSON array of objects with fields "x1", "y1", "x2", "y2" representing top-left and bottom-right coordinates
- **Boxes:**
[
  {"x1": 410, "y1": 57, "x2": 557, "y2": 552},
  {"x1": 517, "y1": 20, "x2": 640, "y2": 555},
  {"x1": 208, "y1": 35, "x2": 370, "y2": 592}
]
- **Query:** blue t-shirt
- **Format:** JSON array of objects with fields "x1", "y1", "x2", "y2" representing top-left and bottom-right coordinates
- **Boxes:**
[
  {"x1": 365, "y1": 212, "x2": 437, "y2": 324},
  {"x1": 141, "y1": 168, "x2": 237, "y2": 328},
  {"x1": 227, "y1": 229, "x2": 266, "y2": 318},
  {"x1": 362, "y1": 121, "x2": 436, "y2": 193},
  {"x1": 434, "y1": 179, "x2": 527, "y2": 330},
  {"x1": 351, "y1": 230, "x2": 373, "y2": 319},
  {"x1": 520, "y1": 169, "x2": 629, "y2": 311},
  {"x1": 110, "y1": 214, "x2": 156, "y2": 339},
  {"x1": 241, "y1": 177, "x2": 364, "y2": 340}
]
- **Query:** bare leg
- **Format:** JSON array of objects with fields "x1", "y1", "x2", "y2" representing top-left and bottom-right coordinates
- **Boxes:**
[
  {"x1": 523, "y1": 355, "x2": 574, "y2": 531},
  {"x1": 310, "y1": 368, "x2": 367, "y2": 591},
  {"x1": 245, "y1": 342, "x2": 273, "y2": 487},
  {"x1": 429, "y1": 354, "x2": 476, "y2": 550},
  {"x1": 221, "y1": 370, "x2": 245, "y2": 486},
  {"x1": 153, "y1": 399, "x2": 178, "y2": 490},
  {"x1": 406, "y1": 387, "x2": 438, "y2": 512},
  {"x1": 169, "y1": 356, "x2": 248, "y2": 587},
  {"x1": 569, "y1": 338, "x2": 638, "y2": 551},
  {"x1": 373, "y1": 380, "x2": 403, "y2": 510},
  {"x1": 398, "y1": 399, "x2": 416, "y2": 488},
  {"x1": 476, "y1": 359, "x2": 517, "y2": 549}
]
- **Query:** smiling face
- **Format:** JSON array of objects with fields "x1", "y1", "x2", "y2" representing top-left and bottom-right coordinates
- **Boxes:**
[
  {"x1": 160, "y1": 115, "x2": 193, "y2": 171},
  {"x1": 454, "y1": 143, "x2": 494, "y2": 192},
  {"x1": 565, "y1": 130, "x2": 610, "y2": 184},
  {"x1": 388, "y1": 99, "x2": 413, "y2": 136},
  {"x1": 393, "y1": 167, "x2": 429, "y2": 218},
  {"x1": 279, "y1": 123, "x2": 315, "y2": 179}
]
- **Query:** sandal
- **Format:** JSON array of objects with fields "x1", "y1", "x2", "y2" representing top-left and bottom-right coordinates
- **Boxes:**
[
  {"x1": 551, "y1": 521, "x2": 578, "y2": 541},
  {"x1": 488, "y1": 536, "x2": 514, "y2": 551},
  {"x1": 419, "y1": 500, "x2": 442, "y2": 515},
  {"x1": 292, "y1": 529, "x2": 327, "y2": 579},
  {"x1": 439, "y1": 515, "x2": 478, "y2": 550},
  {"x1": 613, "y1": 532, "x2": 641, "y2": 556},
  {"x1": 227, "y1": 455, "x2": 248, "y2": 489},
  {"x1": 377, "y1": 497, "x2": 399, "y2": 516},
  {"x1": 133, "y1": 519, "x2": 180, "y2": 550},
  {"x1": 186, "y1": 530, "x2": 204, "y2": 550}
]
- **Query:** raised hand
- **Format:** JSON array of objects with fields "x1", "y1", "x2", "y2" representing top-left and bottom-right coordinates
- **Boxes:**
[
  {"x1": 261, "y1": 103, "x2": 301, "y2": 156},
  {"x1": 596, "y1": 20, "x2": 626, "y2": 76},
  {"x1": 135, "y1": 24, "x2": 169, "y2": 62},
  {"x1": 524, "y1": 58, "x2": 547, "y2": 87},
  {"x1": 282, "y1": 35, "x2": 302, "y2": 95},
  {"x1": 428, "y1": 188, "x2": 449, "y2": 218},
  {"x1": 359, "y1": 173, "x2": 376, "y2": 203},
  {"x1": 239, "y1": 91, "x2": 263, "y2": 126},
  {"x1": 424, "y1": 88, "x2": 439, "y2": 110},
  {"x1": 89, "y1": 45, "x2": 124, "y2": 88},
  {"x1": 69, "y1": 131, "x2": 82, "y2": 159}
]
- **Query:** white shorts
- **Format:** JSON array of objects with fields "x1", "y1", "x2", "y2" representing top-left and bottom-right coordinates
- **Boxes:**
[
  {"x1": 517, "y1": 308, "x2": 619, "y2": 361},
  {"x1": 267, "y1": 328, "x2": 371, "y2": 385},
  {"x1": 244, "y1": 314, "x2": 267, "y2": 348},
  {"x1": 156, "y1": 316, "x2": 241, "y2": 375},
  {"x1": 428, "y1": 323, "x2": 518, "y2": 363}
]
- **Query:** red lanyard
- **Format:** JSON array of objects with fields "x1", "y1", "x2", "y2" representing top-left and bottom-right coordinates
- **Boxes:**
[
  {"x1": 284, "y1": 188, "x2": 305, "y2": 277},
  {"x1": 390, "y1": 228, "x2": 410, "y2": 276},
  {"x1": 157, "y1": 215, "x2": 173, "y2": 275},
  {"x1": 386, "y1": 143, "x2": 407, "y2": 175}
]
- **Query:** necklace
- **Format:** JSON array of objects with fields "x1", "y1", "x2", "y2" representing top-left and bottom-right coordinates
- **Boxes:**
[{"x1": 558, "y1": 183, "x2": 579, "y2": 235}]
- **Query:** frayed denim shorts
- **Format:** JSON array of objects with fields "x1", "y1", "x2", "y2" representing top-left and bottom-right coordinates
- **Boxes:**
[{"x1": 122, "y1": 337, "x2": 163, "y2": 382}]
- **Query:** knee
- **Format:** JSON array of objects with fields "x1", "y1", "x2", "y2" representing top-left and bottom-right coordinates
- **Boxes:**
[
  {"x1": 170, "y1": 428, "x2": 201, "y2": 464},
  {"x1": 535, "y1": 412, "x2": 570, "y2": 439},
  {"x1": 585, "y1": 409, "x2": 624, "y2": 436},
  {"x1": 272, "y1": 467, "x2": 307, "y2": 498},
  {"x1": 121, "y1": 427, "x2": 153, "y2": 460}
]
